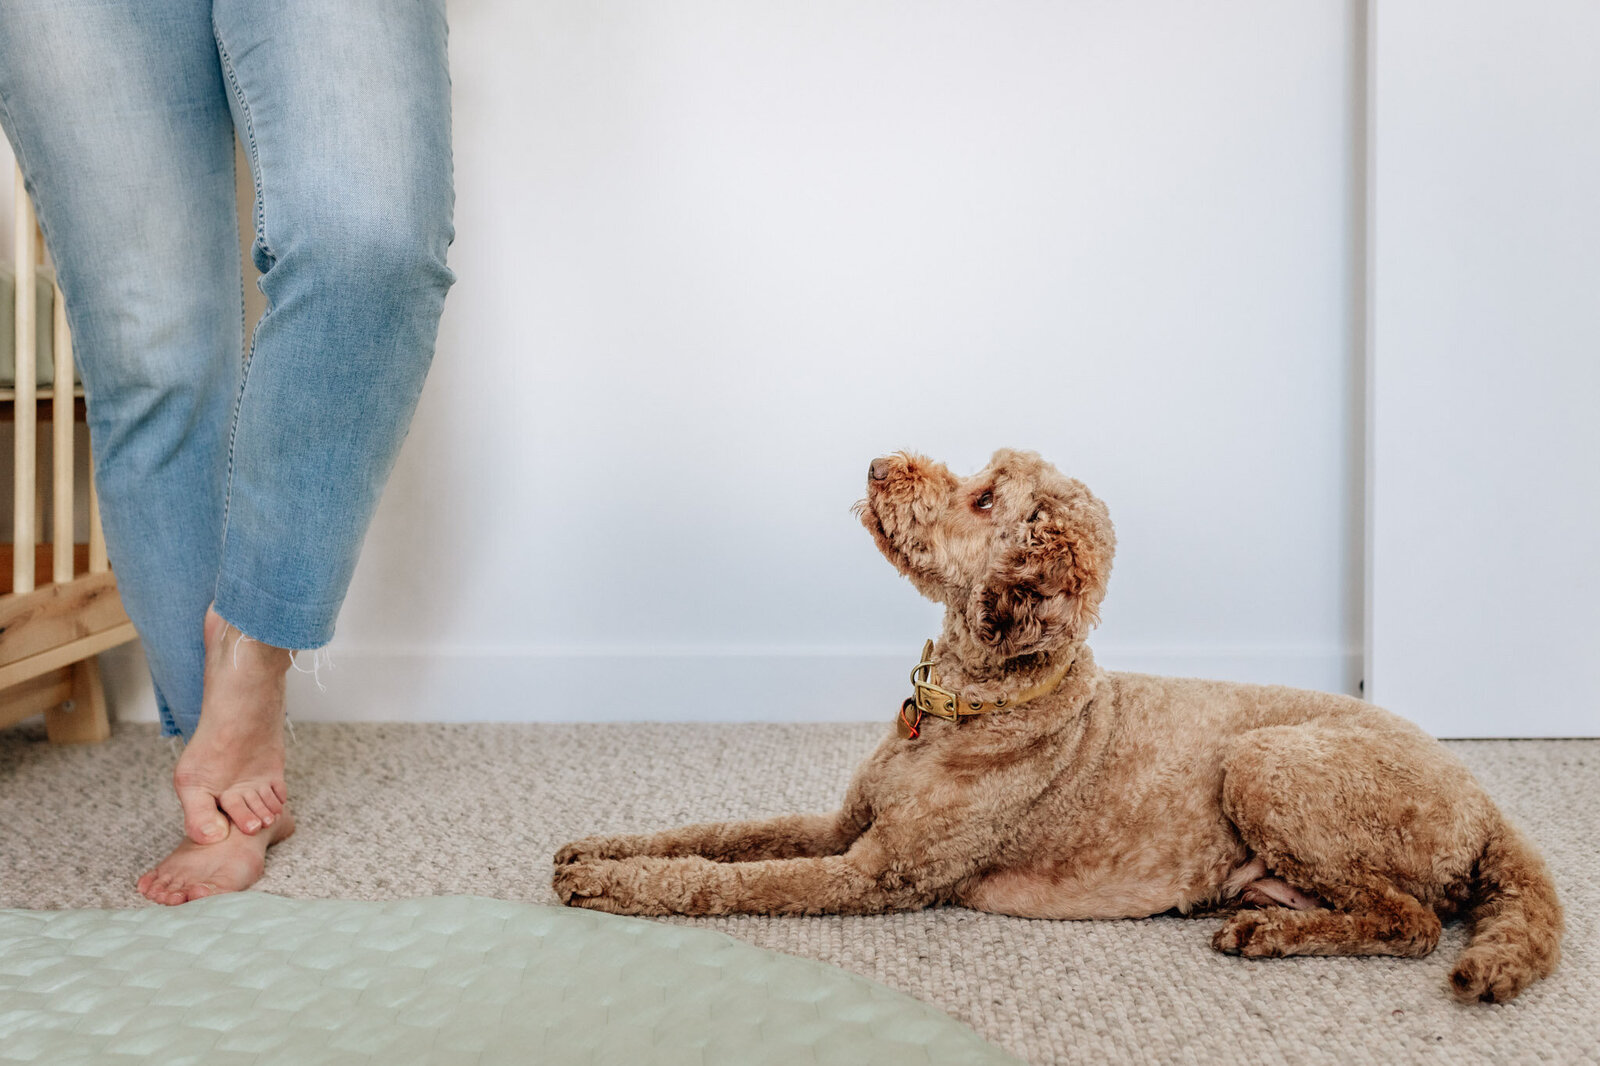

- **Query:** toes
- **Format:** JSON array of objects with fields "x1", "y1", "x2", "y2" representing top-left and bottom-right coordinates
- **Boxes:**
[
  {"x1": 137, "y1": 871, "x2": 174, "y2": 904},
  {"x1": 219, "y1": 786, "x2": 284, "y2": 832},
  {"x1": 241, "y1": 790, "x2": 276, "y2": 827},
  {"x1": 177, "y1": 787, "x2": 230, "y2": 845},
  {"x1": 219, "y1": 792, "x2": 263, "y2": 834},
  {"x1": 261, "y1": 785, "x2": 286, "y2": 816},
  {"x1": 138, "y1": 877, "x2": 162, "y2": 903},
  {"x1": 271, "y1": 781, "x2": 288, "y2": 807}
]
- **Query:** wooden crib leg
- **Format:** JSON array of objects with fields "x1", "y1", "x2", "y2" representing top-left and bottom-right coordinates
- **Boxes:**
[{"x1": 44, "y1": 657, "x2": 110, "y2": 744}]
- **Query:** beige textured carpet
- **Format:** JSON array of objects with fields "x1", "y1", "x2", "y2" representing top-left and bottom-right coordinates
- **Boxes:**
[{"x1": 2, "y1": 721, "x2": 1595, "y2": 1065}]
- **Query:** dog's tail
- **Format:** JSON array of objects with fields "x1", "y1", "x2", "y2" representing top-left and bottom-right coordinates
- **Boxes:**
[{"x1": 1449, "y1": 818, "x2": 1563, "y2": 1002}]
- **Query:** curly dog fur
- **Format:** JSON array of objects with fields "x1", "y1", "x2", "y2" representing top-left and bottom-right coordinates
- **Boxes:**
[{"x1": 555, "y1": 449, "x2": 1563, "y2": 1003}]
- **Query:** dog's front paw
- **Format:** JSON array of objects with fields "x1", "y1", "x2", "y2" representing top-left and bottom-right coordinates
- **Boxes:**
[
  {"x1": 553, "y1": 859, "x2": 608, "y2": 905},
  {"x1": 1212, "y1": 911, "x2": 1285, "y2": 957},
  {"x1": 555, "y1": 836, "x2": 621, "y2": 866},
  {"x1": 552, "y1": 859, "x2": 663, "y2": 915}
]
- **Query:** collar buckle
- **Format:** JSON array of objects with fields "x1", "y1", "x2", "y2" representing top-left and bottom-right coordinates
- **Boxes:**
[{"x1": 910, "y1": 640, "x2": 962, "y2": 720}]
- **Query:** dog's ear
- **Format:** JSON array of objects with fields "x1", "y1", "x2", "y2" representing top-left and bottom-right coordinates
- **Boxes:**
[{"x1": 966, "y1": 491, "x2": 1114, "y2": 658}]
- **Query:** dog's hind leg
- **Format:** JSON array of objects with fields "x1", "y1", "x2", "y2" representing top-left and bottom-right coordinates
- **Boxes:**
[
  {"x1": 554, "y1": 810, "x2": 865, "y2": 867},
  {"x1": 1212, "y1": 722, "x2": 1487, "y2": 961},
  {"x1": 1213, "y1": 879, "x2": 1441, "y2": 958}
]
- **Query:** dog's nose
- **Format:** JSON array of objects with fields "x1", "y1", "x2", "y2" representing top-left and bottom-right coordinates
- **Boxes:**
[{"x1": 869, "y1": 458, "x2": 893, "y2": 482}]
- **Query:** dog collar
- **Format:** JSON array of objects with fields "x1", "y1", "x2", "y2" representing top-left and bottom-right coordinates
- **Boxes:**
[{"x1": 897, "y1": 639, "x2": 1075, "y2": 739}]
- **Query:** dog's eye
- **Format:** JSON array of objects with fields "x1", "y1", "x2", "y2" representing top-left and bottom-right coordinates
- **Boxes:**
[{"x1": 973, "y1": 491, "x2": 994, "y2": 512}]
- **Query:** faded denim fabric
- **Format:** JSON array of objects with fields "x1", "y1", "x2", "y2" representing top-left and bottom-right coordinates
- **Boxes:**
[{"x1": 0, "y1": 0, "x2": 455, "y2": 736}]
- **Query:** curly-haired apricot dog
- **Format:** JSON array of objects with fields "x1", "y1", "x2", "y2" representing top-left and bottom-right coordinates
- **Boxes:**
[{"x1": 555, "y1": 449, "x2": 1563, "y2": 1002}]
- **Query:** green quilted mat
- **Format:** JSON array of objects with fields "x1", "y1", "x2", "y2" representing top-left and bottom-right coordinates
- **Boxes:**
[{"x1": 0, "y1": 894, "x2": 1019, "y2": 1065}]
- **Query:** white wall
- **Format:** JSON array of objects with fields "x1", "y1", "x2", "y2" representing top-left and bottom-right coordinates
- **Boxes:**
[
  {"x1": 1366, "y1": 0, "x2": 1600, "y2": 737},
  {"x1": 20, "y1": 1, "x2": 1370, "y2": 725}
]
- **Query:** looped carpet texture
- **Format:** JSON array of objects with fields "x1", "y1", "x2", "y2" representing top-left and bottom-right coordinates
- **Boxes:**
[{"x1": 0, "y1": 722, "x2": 1594, "y2": 1064}]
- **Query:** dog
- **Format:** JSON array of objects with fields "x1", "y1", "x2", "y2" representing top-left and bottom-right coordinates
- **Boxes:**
[{"x1": 554, "y1": 449, "x2": 1562, "y2": 1003}]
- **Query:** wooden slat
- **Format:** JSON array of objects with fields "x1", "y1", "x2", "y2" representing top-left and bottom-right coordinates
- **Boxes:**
[
  {"x1": 0, "y1": 570, "x2": 135, "y2": 689},
  {"x1": 45, "y1": 657, "x2": 110, "y2": 743},
  {"x1": 13, "y1": 166, "x2": 37, "y2": 595},
  {"x1": 52, "y1": 291, "x2": 75, "y2": 584},
  {"x1": 0, "y1": 665, "x2": 72, "y2": 730},
  {"x1": 0, "y1": 388, "x2": 86, "y2": 406},
  {"x1": 0, "y1": 544, "x2": 91, "y2": 596},
  {"x1": 0, "y1": 621, "x2": 136, "y2": 693}
]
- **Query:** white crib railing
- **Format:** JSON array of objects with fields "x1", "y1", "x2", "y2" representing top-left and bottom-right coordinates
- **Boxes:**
[{"x1": 1, "y1": 163, "x2": 134, "y2": 742}]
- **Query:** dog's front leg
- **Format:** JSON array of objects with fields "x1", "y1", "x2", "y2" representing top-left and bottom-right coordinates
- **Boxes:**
[
  {"x1": 555, "y1": 810, "x2": 866, "y2": 867},
  {"x1": 553, "y1": 832, "x2": 942, "y2": 917}
]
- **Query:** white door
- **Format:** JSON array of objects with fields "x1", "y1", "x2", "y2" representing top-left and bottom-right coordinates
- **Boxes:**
[{"x1": 1366, "y1": 0, "x2": 1600, "y2": 737}]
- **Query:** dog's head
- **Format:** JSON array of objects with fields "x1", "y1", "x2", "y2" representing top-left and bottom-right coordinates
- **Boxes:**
[{"x1": 856, "y1": 449, "x2": 1115, "y2": 662}]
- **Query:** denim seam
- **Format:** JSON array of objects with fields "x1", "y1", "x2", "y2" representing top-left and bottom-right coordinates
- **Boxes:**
[
  {"x1": 211, "y1": 23, "x2": 269, "y2": 573},
  {"x1": 212, "y1": 28, "x2": 268, "y2": 257},
  {"x1": 227, "y1": 130, "x2": 247, "y2": 429}
]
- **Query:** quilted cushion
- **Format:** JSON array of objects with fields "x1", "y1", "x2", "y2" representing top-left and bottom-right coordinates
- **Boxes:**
[{"x1": 0, "y1": 894, "x2": 1018, "y2": 1065}]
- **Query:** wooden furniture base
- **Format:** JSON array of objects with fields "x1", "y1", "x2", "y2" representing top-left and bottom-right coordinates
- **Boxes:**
[
  {"x1": 0, "y1": 657, "x2": 110, "y2": 741},
  {"x1": 5, "y1": 169, "x2": 126, "y2": 744}
]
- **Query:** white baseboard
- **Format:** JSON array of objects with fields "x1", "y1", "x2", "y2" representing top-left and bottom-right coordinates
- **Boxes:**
[{"x1": 103, "y1": 641, "x2": 1361, "y2": 725}]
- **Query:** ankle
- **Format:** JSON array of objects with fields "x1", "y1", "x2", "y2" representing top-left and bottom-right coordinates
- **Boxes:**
[
  {"x1": 205, "y1": 606, "x2": 293, "y2": 673},
  {"x1": 230, "y1": 639, "x2": 294, "y2": 673}
]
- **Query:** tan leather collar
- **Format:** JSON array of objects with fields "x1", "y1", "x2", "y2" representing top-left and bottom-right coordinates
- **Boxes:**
[{"x1": 906, "y1": 638, "x2": 1075, "y2": 722}]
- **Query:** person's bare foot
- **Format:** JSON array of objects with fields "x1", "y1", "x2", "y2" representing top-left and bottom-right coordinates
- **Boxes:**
[
  {"x1": 172, "y1": 606, "x2": 291, "y2": 844},
  {"x1": 137, "y1": 809, "x2": 296, "y2": 905}
]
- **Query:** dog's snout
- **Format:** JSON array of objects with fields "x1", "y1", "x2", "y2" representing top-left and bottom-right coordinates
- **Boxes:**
[{"x1": 869, "y1": 458, "x2": 893, "y2": 482}]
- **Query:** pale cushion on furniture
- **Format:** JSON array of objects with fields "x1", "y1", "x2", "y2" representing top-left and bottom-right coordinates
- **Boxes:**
[{"x1": 0, "y1": 893, "x2": 1019, "y2": 1065}]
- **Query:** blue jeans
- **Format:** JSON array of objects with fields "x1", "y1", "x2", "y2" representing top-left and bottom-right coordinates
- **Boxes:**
[{"x1": 0, "y1": 0, "x2": 454, "y2": 736}]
